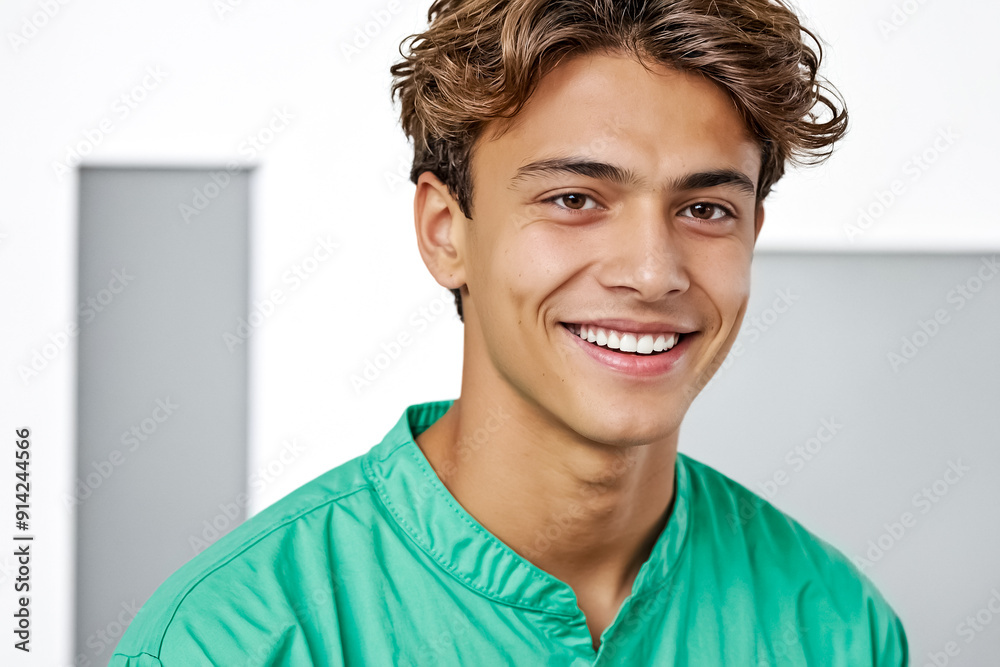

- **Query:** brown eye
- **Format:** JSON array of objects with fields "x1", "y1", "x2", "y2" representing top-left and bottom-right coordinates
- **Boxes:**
[
  {"x1": 682, "y1": 203, "x2": 732, "y2": 221},
  {"x1": 691, "y1": 203, "x2": 716, "y2": 219},
  {"x1": 545, "y1": 192, "x2": 598, "y2": 212}
]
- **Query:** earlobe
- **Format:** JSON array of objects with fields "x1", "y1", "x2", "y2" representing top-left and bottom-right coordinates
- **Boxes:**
[{"x1": 413, "y1": 171, "x2": 468, "y2": 291}]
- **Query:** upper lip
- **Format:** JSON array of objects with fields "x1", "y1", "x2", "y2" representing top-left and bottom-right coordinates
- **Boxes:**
[{"x1": 563, "y1": 319, "x2": 696, "y2": 335}]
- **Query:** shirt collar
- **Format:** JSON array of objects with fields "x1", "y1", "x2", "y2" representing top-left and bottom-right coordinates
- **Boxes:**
[{"x1": 362, "y1": 399, "x2": 691, "y2": 615}]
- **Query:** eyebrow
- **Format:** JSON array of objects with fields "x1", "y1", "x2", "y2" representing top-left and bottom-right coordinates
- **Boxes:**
[{"x1": 509, "y1": 157, "x2": 757, "y2": 198}]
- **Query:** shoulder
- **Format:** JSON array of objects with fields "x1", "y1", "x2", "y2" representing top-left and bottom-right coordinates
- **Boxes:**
[
  {"x1": 112, "y1": 452, "x2": 374, "y2": 665},
  {"x1": 677, "y1": 452, "x2": 909, "y2": 665},
  {"x1": 679, "y1": 452, "x2": 862, "y2": 575}
]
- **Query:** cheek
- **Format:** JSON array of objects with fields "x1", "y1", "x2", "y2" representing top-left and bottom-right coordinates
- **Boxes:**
[
  {"x1": 693, "y1": 247, "x2": 754, "y2": 326},
  {"x1": 473, "y1": 223, "x2": 584, "y2": 313}
]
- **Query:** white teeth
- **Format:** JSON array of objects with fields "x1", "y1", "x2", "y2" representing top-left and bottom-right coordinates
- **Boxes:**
[{"x1": 571, "y1": 324, "x2": 681, "y2": 355}]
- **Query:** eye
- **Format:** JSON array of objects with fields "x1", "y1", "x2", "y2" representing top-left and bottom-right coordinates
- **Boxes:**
[
  {"x1": 545, "y1": 193, "x2": 599, "y2": 212},
  {"x1": 680, "y1": 202, "x2": 734, "y2": 221}
]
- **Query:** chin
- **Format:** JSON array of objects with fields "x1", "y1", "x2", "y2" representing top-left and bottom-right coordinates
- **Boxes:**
[{"x1": 566, "y1": 400, "x2": 683, "y2": 448}]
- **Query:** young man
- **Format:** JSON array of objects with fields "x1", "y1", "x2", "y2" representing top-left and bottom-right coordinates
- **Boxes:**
[{"x1": 114, "y1": 0, "x2": 908, "y2": 664}]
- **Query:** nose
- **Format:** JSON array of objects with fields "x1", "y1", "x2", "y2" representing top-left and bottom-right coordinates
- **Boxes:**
[{"x1": 596, "y1": 202, "x2": 690, "y2": 301}]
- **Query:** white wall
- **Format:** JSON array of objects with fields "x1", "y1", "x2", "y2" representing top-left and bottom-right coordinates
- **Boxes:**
[{"x1": 2, "y1": 0, "x2": 998, "y2": 664}]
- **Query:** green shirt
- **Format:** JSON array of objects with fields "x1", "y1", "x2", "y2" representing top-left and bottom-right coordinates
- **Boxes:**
[{"x1": 112, "y1": 399, "x2": 907, "y2": 666}]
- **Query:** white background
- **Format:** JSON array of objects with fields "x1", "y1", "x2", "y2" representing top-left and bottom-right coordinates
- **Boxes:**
[{"x1": 2, "y1": 0, "x2": 998, "y2": 664}]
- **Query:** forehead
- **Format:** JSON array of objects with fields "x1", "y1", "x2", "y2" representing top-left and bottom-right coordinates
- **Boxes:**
[{"x1": 473, "y1": 52, "x2": 762, "y2": 190}]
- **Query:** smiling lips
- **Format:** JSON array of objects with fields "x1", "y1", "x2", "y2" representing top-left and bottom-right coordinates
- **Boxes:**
[{"x1": 563, "y1": 323, "x2": 681, "y2": 355}]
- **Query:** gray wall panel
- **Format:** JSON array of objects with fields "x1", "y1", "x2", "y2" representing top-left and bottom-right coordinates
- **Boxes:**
[
  {"x1": 75, "y1": 167, "x2": 249, "y2": 665},
  {"x1": 682, "y1": 252, "x2": 1000, "y2": 663}
]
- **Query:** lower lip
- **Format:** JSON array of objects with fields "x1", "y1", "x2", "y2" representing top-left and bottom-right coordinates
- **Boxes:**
[{"x1": 561, "y1": 324, "x2": 692, "y2": 378}]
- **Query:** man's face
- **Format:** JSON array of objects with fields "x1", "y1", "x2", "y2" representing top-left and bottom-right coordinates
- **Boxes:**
[{"x1": 455, "y1": 52, "x2": 763, "y2": 447}]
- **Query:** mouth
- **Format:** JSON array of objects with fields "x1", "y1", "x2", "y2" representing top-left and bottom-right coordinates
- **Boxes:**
[{"x1": 559, "y1": 322, "x2": 683, "y2": 356}]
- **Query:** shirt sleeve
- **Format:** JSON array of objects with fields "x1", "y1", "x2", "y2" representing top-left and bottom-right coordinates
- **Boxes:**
[
  {"x1": 114, "y1": 607, "x2": 348, "y2": 667},
  {"x1": 871, "y1": 596, "x2": 909, "y2": 666},
  {"x1": 108, "y1": 652, "x2": 166, "y2": 667}
]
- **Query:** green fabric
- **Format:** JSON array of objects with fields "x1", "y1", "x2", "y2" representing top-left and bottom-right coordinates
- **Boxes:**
[{"x1": 112, "y1": 399, "x2": 907, "y2": 666}]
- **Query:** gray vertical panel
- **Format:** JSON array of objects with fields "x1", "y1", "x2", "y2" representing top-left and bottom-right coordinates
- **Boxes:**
[
  {"x1": 682, "y1": 252, "x2": 1000, "y2": 664},
  {"x1": 75, "y1": 167, "x2": 249, "y2": 664}
]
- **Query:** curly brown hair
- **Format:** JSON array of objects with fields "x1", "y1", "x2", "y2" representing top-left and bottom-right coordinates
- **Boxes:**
[{"x1": 390, "y1": 0, "x2": 848, "y2": 321}]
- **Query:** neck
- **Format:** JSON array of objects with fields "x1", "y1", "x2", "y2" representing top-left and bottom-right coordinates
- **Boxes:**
[{"x1": 415, "y1": 389, "x2": 678, "y2": 600}]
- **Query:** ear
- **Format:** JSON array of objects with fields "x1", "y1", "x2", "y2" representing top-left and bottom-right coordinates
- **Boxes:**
[
  {"x1": 752, "y1": 200, "x2": 765, "y2": 245},
  {"x1": 413, "y1": 171, "x2": 468, "y2": 293}
]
